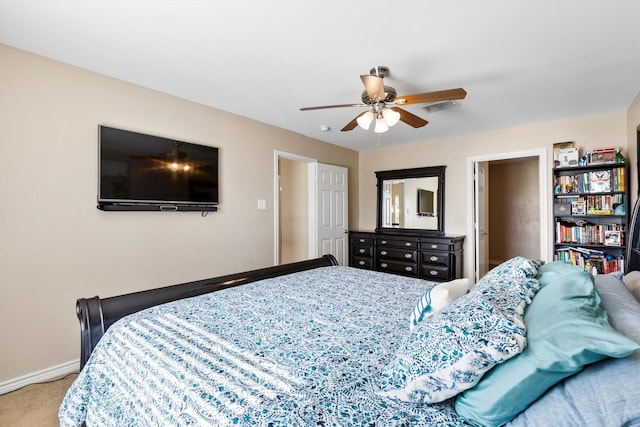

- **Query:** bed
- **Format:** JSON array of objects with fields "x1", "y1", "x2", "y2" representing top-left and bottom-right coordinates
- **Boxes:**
[{"x1": 59, "y1": 255, "x2": 640, "y2": 426}]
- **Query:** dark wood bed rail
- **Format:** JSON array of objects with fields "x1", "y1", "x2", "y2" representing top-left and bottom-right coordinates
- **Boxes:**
[{"x1": 76, "y1": 255, "x2": 339, "y2": 369}]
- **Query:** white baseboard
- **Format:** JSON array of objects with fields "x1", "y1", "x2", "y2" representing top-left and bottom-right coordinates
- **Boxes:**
[{"x1": 0, "y1": 359, "x2": 80, "y2": 395}]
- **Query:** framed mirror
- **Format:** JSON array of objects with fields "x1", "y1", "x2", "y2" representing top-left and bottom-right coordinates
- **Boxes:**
[{"x1": 375, "y1": 166, "x2": 446, "y2": 236}]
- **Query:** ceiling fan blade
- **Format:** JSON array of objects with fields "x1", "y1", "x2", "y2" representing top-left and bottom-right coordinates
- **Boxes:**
[
  {"x1": 392, "y1": 107, "x2": 428, "y2": 128},
  {"x1": 300, "y1": 103, "x2": 366, "y2": 111},
  {"x1": 395, "y1": 88, "x2": 467, "y2": 106},
  {"x1": 360, "y1": 75, "x2": 385, "y2": 100},
  {"x1": 341, "y1": 112, "x2": 366, "y2": 131}
]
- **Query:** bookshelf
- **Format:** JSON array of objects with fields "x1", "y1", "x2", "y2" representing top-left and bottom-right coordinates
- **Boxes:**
[{"x1": 553, "y1": 162, "x2": 629, "y2": 274}]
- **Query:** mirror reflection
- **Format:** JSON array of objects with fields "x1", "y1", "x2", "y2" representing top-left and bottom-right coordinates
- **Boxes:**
[
  {"x1": 380, "y1": 177, "x2": 439, "y2": 229},
  {"x1": 376, "y1": 165, "x2": 445, "y2": 235}
]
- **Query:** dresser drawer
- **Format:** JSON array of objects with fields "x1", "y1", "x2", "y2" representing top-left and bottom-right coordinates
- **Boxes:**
[
  {"x1": 377, "y1": 236, "x2": 418, "y2": 249},
  {"x1": 351, "y1": 235, "x2": 374, "y2": 246},
  {"x1": 421, "y1": 265, "x2": 449, "y2": 280},
  {"x1": 421, "y1": 251, "x2": 449, "y2": 266},
  {"x1": 377, "y1": 247, "x2": 418, "y2": 262},
  {"x1": 420, "y1": 241, "x2": 450, "y2": 251},
  {"x1": 352, "y1": 256, "x2": 374, "y2": 269},
  {"x1": 352, "y1": 244, "x2": 373, "y2": 258},
  {"x1": 377, "y1": 259, "x2": 418, "y2": 276}
]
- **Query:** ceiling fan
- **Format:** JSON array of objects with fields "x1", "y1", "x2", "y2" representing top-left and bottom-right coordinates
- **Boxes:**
[{"x1": 300, "y1": 66, "x2": 467, "y2": 133}]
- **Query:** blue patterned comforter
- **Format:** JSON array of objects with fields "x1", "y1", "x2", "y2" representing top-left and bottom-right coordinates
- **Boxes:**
[{"x1": 59, "y1": 266, "x2": 463, "y2": 426}]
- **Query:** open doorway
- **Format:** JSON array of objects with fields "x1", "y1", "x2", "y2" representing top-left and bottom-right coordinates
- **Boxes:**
[
  {"x1": 467, "y1": 149, "x2": 549, "y2": 281},
  {"x1": 274, "y1": 151, "x2": 317, "y2": 265}
]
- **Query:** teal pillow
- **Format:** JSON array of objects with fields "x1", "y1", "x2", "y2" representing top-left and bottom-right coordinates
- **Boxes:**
[
  {"x1": 535, "y1": 260, "x2": 584, "y2": 286},
  {"x1": 455, "y1": 266, "x2": 640, "y2": 427}
]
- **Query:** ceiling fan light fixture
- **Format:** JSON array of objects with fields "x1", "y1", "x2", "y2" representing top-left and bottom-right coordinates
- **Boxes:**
[
  {"x1": 356, "y1": 111, "x2": 374, "y2": 130},
  {"x1": 383, "y1": 108, "x2": 401, "y2": 127},
  {"x1": 374, "y1": 118, "x2": 389, "y2": 133}
]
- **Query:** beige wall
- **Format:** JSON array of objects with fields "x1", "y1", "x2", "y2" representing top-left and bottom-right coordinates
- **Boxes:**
[
  {"x1": 488, "y1": 158, "x2": 540, "y2": 263},
  {"x1": 0, "y1": 44, "x2": 358, "y2": 383},
  {"x1": 358, "y1": 110, "x2": 632, "y2": 276},
  {"x1": 279, "y1": 158, "x2": 309, "y2": 264}
]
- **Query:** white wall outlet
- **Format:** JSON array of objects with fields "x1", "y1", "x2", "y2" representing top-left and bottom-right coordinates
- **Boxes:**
[{"x1": 257, "y1": 199, "x2": 267, "y2": 210}]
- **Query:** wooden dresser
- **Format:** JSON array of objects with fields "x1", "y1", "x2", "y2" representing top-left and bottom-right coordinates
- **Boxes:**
[{"x1": 349, "y1": 231, "x2": 464, "y2": 282}]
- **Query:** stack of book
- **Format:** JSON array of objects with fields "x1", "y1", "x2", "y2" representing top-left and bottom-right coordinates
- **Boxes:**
[
  {"x1": 555, "y1": 220, "x2": 624, "y2": 245},
  {"x1": 554, "y1": 246, "x2": 624, "y2": 274},
  {"x1": 554, "y1": 166, "x2": 625, "y2": 194}
]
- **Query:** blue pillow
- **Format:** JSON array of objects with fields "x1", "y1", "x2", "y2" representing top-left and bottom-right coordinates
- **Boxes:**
[
  {"x1": 507, "y1": 273, "x2": 640, "y2": 426},
  {"x1": 379, "y1": 269, "x2": 540, "y2": 404},
  {"x1": 455, "y1": 263, "x2": 640, "y2": 427}
]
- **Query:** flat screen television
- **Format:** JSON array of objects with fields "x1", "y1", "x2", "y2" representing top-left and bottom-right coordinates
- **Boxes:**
[
  {"x1": 98, "y1": 125, "x2": 219, "y2": 211},
  {"x1": 417, "y1": 188, "x2": 434, "y2": 217}
]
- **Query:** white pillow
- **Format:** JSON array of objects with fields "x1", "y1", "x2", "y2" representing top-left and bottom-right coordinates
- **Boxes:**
[
  {"x1": 409, "y1": 278, "x2": 470, "y2": 330},
  {"x1": 622, "y1": 270, "x2": 640, "y2": 302}
]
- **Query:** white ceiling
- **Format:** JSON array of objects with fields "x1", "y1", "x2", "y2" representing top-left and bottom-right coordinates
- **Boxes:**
[{"x1": 1, "y1": 0, "x2": 639, "y2": 151}]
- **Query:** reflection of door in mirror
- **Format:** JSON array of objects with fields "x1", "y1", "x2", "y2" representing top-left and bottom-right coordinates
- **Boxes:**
[
  {"x1": 382, "y1": 181, "x2": 391, "y2": 227},
  {"x1": 381, "y1": 181, "x2": 406, "y2": 228},
  {"x1": 392, "y1": 182, "x2": 404, "y2": 227}
]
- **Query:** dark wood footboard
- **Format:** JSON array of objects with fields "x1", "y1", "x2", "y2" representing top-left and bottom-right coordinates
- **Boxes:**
[{"x1": 76, "y1": 255, "x2": 338, "y2": 369}]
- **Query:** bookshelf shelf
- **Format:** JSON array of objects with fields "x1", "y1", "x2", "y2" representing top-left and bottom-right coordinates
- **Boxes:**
[{"x1": 553, "y1": 162, "x2": 629, "y2": 274}]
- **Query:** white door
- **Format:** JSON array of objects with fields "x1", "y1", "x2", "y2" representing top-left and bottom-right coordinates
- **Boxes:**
[
  {"x1": 475, "y1": 161, "x2": 489, "y2": 280},
  {"x1": 317, "y1": 163, "x2": 348, "y2": 265}
]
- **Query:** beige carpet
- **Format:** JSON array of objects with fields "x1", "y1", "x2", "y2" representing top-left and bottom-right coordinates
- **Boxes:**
[{"x1": 0, "y1": 373, "x2": 77, "y2": 427}]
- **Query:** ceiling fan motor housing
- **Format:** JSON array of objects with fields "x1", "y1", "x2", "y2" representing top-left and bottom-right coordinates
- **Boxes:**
[{"x1": 361, "y1": 86, "x2": 397, "y2": 104}]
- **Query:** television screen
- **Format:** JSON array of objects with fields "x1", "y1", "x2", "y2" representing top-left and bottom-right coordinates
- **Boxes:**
[
  {"x1": 98, "y1": 126, "x2": 219, "y2": 208},
  {"x1": 417, "y1": 188, "x2": 434, "y2": 216}
]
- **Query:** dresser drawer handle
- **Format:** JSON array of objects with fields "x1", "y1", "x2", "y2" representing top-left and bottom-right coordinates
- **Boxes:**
[
  {"x1": 431, "y1": 244, "x2": 438, "y2": 249},
  {"x1": 429, "y1": 270, "x2": 438, "y2": 276},
  {"x1": 380, "y1": 240, "x2": 387, "y2": 244},
  {"x1": 359, "y1": 248, "x2": 366, "y2": 254},
  {"x1": 430, "y1": 256, "x2": 438, "y2": 262},
  {"x1": 359, "y1": 238, "x2": 365, "y2": 243},
  {"x1": 405, "y1": 253, "x2": 412, "y2": 259},
  {"x1": 405, "y1": 242, "x2": 411, "y2": 247},
  {"x1": 380, "y1": 263, "x2": 388, "y2": 268},
  {"x1": 405, "y1": 266, "x2": 413, "y2": 272},
  {"x1": 358, "y1": 260, "x2": 365, "y2": 266},
  {"x1": 380, "y1": 250, "x2": 388, "y2": 255}
]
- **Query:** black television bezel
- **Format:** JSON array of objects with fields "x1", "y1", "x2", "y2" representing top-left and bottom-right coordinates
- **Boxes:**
[
  {"x1": 97, "y1": 125, "x2": 219, "y2": 212},
  {"x1": 416, "y1": 188, "x2": 435, "y2": 217}
]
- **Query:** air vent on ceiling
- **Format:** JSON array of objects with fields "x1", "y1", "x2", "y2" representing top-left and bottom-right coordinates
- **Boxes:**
[{"x1": 421, "y1": 100, "x2": 460, "y2": 113}]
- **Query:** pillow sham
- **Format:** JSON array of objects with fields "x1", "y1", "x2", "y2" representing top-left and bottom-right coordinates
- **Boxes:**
[
  {"x1": 480, "y1": 256, "x2": 542, "y2": 284},
  {"x1": 379, "y1": 261, "x2": 540, "y2": 404},
  {"x1": 455, "y1": 263, "x2": 640, "y2": 427},
  {"x1": 409, "y1": 278, "x2": 470, "y2": 330}
]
